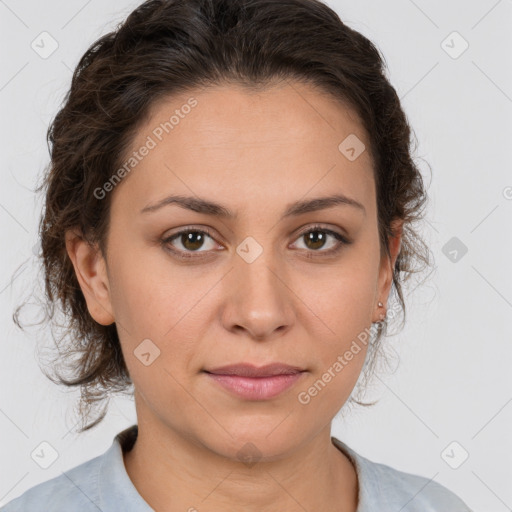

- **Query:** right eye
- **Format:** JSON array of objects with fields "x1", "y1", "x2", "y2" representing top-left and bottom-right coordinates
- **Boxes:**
[{"x1": 161, "y1": 227, "x2": 222, "y2": 259}]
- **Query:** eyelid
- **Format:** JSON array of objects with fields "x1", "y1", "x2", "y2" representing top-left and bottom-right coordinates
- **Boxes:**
[{"x1": 294, "y1": 223, "x2": 349, "y2": 241}]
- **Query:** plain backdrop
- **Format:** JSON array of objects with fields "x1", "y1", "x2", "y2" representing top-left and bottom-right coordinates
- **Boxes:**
[{"x1": 1, "y1": 1, "x2": 511, "y2": 510}]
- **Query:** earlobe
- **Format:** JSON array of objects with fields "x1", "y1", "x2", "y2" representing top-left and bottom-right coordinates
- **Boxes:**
[{"x1": 65, "y1": 230, "x2": 115, "y2": 326}]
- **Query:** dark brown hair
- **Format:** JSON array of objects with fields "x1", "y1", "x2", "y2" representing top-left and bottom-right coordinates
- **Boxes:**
[{"x1": 14, "y1": 0, "x2": 431, "y2": 432}]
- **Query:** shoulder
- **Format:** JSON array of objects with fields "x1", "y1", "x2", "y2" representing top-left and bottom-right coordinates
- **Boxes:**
[
  {"x1": 361, "y1": 457, "x2": 473, "y2": 511},
  {"x1": 1, "y1": 425, "x2": 146, "y2": 512},
  {"x1": 1, "y1": 449, "x2": 105, "y2": 511},
  {"x1": 332, "y1": 437, "x2": 473, "y2": 512}
]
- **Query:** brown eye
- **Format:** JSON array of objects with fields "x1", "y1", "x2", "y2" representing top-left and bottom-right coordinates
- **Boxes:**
[
  {"x1": 291, "y1": 225, "x2": 351, "y2": 257},
  {"x1": 162, "y1": 228, "x2": 218, "y2": 258},
  {"x1": 303, "y1": 230, "x2": 329, "y2": 250},
  {"x1": 178, "y1": 231, "x2": 207, "y2": 251}
]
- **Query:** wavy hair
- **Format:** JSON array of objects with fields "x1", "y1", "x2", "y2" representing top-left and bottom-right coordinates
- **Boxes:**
[{"x1": 13, "y1": 0, "x2": 432, "y2": 432}]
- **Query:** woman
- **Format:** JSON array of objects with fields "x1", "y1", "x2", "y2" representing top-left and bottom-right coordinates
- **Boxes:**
[{"x1": 4, "y1": 0, "x2": 472, "y2": 510}]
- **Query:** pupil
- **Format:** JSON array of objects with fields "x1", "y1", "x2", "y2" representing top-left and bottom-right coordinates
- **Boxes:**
[
  {"x1": 183, "y1": 232, "x2": 204, "y2": 251},
  {"x1": 306, "y1": 231, "x2": 325, "y2": 250}
]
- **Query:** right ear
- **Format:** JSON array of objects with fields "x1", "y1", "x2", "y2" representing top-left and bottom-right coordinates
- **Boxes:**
[{"x1": 65, "y1": 230, "x2": 115, "y2": 326}]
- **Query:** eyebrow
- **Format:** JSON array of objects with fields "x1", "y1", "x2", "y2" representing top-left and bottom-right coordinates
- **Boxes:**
[{"x1": 140, "y1": 193, "x2": 366, "y2": 218}]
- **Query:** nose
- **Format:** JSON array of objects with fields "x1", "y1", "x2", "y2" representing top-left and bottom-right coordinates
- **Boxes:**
[{"x1": 221, "y1": 249, "x2": 295, "y2": 341}]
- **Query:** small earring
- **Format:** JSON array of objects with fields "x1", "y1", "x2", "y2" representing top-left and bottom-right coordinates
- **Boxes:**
[{"x1": 378, "y1": 301, "x2": 383, "y2": 307}]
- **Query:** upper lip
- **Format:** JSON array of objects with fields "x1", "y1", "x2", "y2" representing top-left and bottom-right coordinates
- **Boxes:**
[{"x1": 204, "y1": 363, "x2": 305, "y2": 377}]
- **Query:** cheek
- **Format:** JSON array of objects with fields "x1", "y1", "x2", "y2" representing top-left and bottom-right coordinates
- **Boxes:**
[
  {"x1": 106, "y1": 235, "x2": 189, "y2": 334},
  {"x1": 106, "y1": 240, "x2": 212, "y2": 379},
  {"x1": 300, "y1": 249, "x2": 379, "y2": 336},
  {"x1": 294, "y1": 283, "x2": 374, "y2": 418},
  {"x1": 312, "y1": 292, "x2": 372, "y2": 391},
  {"x1": 296, "y1": 251, "x2": 378, "y2": 391}
]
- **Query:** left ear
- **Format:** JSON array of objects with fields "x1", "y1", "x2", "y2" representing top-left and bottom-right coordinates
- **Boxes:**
[{"x1": 374, "y1": 218, "x2": 403, "y2": 322}]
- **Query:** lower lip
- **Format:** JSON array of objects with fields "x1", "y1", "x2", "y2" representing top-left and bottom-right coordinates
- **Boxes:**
[{"x1": 204, "y1": 372, "x2": 305, "y2": 400}]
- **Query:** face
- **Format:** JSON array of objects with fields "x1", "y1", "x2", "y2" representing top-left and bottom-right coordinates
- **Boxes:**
[{"x1": 66, "y1": 81, "x2": 401, "y2": 460}]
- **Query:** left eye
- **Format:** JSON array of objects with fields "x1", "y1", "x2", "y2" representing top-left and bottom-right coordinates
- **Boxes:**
[{"x1": 291, "y1": 227, "x2": 349, "y2": 254}]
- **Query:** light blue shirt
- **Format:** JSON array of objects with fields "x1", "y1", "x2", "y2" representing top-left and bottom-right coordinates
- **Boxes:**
[{"x1": 2, "y1": 424, "x2": 472, "y2": 511}]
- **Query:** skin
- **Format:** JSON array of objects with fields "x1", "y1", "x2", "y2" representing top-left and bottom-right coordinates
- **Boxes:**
[{"x1": 65, "y1": 80, "x2": 402, "y2": 512}]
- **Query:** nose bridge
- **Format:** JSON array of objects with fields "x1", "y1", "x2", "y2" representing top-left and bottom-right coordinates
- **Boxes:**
[
  {"x1": 236, "y1": 235, "x2": 285, "y2": 303},
  {"x1": 224, "y1": 235, "x2": 293, "y2": 337}
]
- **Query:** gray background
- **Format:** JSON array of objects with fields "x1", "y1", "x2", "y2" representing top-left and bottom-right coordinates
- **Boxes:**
[{"x1": 1, "y1": 0, "x2": 511, "y2": 510}]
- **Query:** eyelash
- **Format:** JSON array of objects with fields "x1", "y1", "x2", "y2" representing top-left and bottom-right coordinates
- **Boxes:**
[{"x1": 161, "y1": 224, "x2": 351, "y2": 260}]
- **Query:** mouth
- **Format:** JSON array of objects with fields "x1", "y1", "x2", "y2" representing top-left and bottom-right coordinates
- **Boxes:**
[
  {"x1": 204, "y1": 362, "x2": 305, "y2": 378},
  {"x1": 203, "y1": 363, "x2": 306, "y2": 400}
]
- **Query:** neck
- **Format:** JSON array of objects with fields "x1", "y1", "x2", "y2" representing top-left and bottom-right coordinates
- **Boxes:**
[{"x1": 122, "y1": 415, "x2": 358, "y2": 512}]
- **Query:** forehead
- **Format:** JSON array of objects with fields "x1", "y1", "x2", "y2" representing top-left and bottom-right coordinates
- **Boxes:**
[{"x1": 113, "y1": 81, "x2": 375, "y2": 218}]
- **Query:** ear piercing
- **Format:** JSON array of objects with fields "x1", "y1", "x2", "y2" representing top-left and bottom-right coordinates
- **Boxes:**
[{"x1": 377, "y1": 301, "x2": 386, "y2": 323}]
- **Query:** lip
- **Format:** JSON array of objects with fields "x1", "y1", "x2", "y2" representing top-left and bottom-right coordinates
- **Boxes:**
[
  {"x1": 203, "y1": 363, "x2": 306, "y2": 400},
  {"x1": 204, "y1": 363, "x2": 305, "y2": 377},
  {"x1": 204, "y1": 372, "x2": 305, "y2": 400}
]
